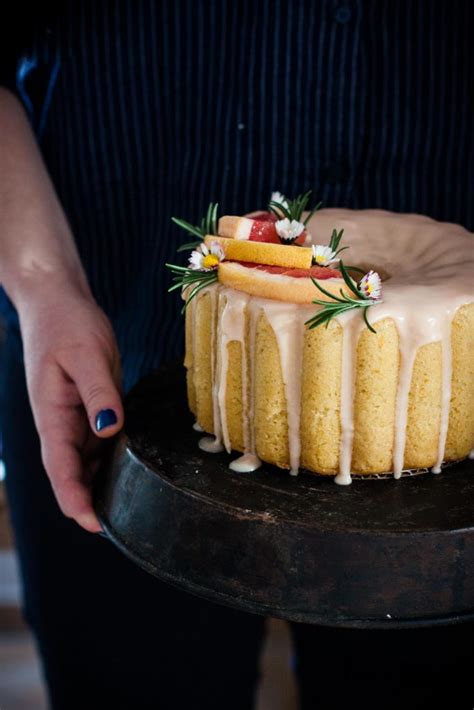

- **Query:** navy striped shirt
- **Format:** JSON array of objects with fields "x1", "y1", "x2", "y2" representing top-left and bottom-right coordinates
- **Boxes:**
[{"x1": 1, "y1": 1, "x2": 473, "y2": 390}]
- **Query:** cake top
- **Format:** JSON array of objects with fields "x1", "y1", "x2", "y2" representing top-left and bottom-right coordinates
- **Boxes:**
[
  {"x1": 166, "y1": 191, "x2": 474, "y2": 335},
  {"x1": 307, "y1": 208, "x2": 474, "y2": 333}
]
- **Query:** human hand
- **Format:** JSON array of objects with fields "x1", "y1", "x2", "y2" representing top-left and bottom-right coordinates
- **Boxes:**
[{"x1": 17, "y1": 276, "x2": 124, "y2": 533}]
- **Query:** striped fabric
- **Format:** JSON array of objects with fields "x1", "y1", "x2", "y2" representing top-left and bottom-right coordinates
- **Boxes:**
[{"x1": 1, "y1": 0, "x2": 473, "y2": 390}]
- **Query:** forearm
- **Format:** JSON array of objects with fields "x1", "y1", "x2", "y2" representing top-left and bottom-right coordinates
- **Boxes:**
[
  {"x1": 0, "y1": 92, "x2": 122, "y2": 533},
  {"x1": 0, "y1": 87, "x2": 91, "y2": 311}
]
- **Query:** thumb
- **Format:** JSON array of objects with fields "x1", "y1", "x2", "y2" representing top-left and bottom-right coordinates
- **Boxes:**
[{"x1": 68, "y1": 350, "x2": 124, "y2": 438}]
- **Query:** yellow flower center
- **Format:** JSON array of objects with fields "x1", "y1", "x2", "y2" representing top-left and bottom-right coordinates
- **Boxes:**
[
  {"x1": 315, "y1": 255, "x2": 326, "y2": 265},
  {"x1": 202, "y1": 254, "x2": 220, "y2": 269}
]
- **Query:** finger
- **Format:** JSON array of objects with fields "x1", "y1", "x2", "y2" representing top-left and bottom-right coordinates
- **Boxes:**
[
  {"x1": 62, "y1": 348, "x2": 124, "y2": 439},
  {"x1": 41, "y1": 434, "x2": 102, "y2": 533},
  {"x1": 29, "y1": 362, "x2": 103, "y2": 531}
]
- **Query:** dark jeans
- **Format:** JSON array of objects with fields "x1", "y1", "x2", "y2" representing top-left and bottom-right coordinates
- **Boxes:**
[{"x1": 2, "y1": 326, "x2": 474, "y2": 710}]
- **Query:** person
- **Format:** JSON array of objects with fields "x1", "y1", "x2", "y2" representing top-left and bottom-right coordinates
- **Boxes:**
[{"x1": 1, "y1": 2, "x2": 473, "y2": 708}]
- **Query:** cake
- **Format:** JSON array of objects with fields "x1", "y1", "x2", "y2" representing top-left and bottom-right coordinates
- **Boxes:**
[{"x1": 168, "y1": 195, "x2": 474, "y2": 484}]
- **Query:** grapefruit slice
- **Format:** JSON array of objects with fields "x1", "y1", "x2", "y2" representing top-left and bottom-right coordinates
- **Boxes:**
[
  {"x1": 249, "y1": 219, "x2": 281, "y2": 243},
  {"x1": 218, "y1": 212, "x2": 307, "y2": 245},
  {"x1": 218, "y1": 261, "x2": 347, "y2": 304},
  {"x1": 203, "y1": 235, "x2": 313, "y2": 270},
  {"x1": 237, "y1": 263, "x2": 341, "y2": 279}
]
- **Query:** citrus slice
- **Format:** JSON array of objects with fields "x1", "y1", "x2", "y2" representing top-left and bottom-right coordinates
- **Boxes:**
[
  {"x1": 218, "y1": 261, "x2": 347, "y2": 304},
  {"x1": 203, "y1": 235, "x2": 313, "y2": 270},
  {"x1": 218, "y1": 212, "x2": 307, "y2": 245},
  {"x1": 238, "y1": 263, "x2": 341, "y2": 279}
]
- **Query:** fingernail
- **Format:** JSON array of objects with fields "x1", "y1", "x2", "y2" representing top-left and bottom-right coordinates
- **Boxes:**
[
  {"x1": 95, "y1": 408, "x2": 118, "y2": 432},
  {"x1": 77, "y1": 513, "x2": 102, "y2": 534}
]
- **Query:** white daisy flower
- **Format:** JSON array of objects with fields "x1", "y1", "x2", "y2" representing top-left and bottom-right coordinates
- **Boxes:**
[
  {"x1": 188, "y1": 241, "x2": 225, "y2": 271},
  {"x1": 270, "y1": 191, "x2": 290, "y2": 218},
  {"x1": 359, "y1": 270, "x2": 383, "y2": 300},
  {"x1": 271, "y1": 190, "x2": 289, "y2": 209},
  {"x1": 311, "y1": 244, "x2": 339, "y2": 267},
  {"x1": 275, "y1": 218, "x2": 305, "y2": 242}
]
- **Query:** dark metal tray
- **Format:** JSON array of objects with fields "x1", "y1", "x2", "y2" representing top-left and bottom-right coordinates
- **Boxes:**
[{"x1": 95, "y1": 365, "x2": 474, "y2": 629}]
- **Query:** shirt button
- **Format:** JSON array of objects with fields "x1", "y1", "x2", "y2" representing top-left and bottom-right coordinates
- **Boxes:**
[{"x1": 334, "y1": 6, "x2": 352, "y2": 24}]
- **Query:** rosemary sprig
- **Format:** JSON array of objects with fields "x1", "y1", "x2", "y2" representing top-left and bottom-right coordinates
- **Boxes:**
[
  {"x1": 311, "y1": 228, "x2": 350, "y2": 267},
  {"x1": 166, "y1": 263, "x2": 218, "y2": 311},
  {"x1": 173, "y1": 202, "x2": 219, "y2": 252},
  {"x1": 328, "y1": 238, "x2": 374, "y2": 275},
  {"x1": 305, "y1": 262, "x2": 381, "y2": 333},
  {"x1": 328, "y1": 228, "x2": 350, "y2": 258},
  {"x1": 268, "y1": 190, "x2": 322, "y2": 226},
  {"x1": 343, "y1": 265, "x2": 366, "y2": 275}
]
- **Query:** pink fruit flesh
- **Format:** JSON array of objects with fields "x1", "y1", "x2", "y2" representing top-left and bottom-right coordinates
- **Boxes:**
[
  {"x1": 234, "y1": 261, "x2": 340, "y2": 280},
  {"x1": 249, "y1": 218, "x2": 280, "y2": 243},
  {"x1": 248, "y1": 211, "x2": 307, "y2": 245}
]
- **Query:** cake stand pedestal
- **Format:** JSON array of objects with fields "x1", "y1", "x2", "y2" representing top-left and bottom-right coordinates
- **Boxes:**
[{"x1": 94, "y1": 365, "x2": 474, "y2": 629}]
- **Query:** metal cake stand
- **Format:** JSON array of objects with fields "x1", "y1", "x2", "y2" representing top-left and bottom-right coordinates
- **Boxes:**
[{"x1": 94, "y1": 365, "x2": 474, "y2": 629}]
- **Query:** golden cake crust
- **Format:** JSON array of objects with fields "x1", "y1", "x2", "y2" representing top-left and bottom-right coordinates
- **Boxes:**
[{"x1": 187, "y1": 296, "x2": 474, "y2": 476}]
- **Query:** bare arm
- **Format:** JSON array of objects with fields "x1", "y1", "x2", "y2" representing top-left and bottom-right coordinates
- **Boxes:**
[
  {"x1": 0, "y1": 88, "x2": 123, "y2": 532},
  {"x1": 0, "y1": 88, "x2": 91, "y2": 303}
]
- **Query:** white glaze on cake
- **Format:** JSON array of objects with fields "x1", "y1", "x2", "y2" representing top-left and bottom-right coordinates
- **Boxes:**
[
  {"x1": 198, "y1": 435, "x2": 224, "y2": 453},
  {"x1": 432, "y1": 326, "x2": 453, "y2": 474},
  {"x1": 200, "y1": 280, "x2": 224, "y2": 453},
  {"x1": 259, "y1": 302, "x2": 305, "y2": 475},
  {"x1": 229, "y1": 453, "x2": 262, "y2": 472},
  {"x1": 335, "y1": 312, "x2": 363, "y2": 485},
  {"x1": 217, "y1": 291, "x2": 247, "y2": 453},
  {"x1": 190, "y1": 209, "x2": 474, "y2": 481}
]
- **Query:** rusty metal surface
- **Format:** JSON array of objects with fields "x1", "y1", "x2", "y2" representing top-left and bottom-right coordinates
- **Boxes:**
[{"x1": 94, "y1": 365, "x2": 474, "y2": 628}]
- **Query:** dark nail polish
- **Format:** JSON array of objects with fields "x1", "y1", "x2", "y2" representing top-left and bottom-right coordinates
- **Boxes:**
[{"x1": 95, "y1": 409, "x2": 117, "y2": 432}]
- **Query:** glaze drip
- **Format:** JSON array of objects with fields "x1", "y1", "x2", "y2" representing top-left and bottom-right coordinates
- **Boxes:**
[
  {"x1": 217, "y1": 292, "x2": 249, "y2": 452},
  {"x1": 262, "y1": 303, "x2": 305, "y2": 475},
  {"x1": 432, "y1": 324, "x2": 453, "y2": 474},
  {"x1": 336, "y1": 311, "x2": 363, "y2": 485},
  {"x1": 208, "y1": 287, "x2": 222, "y2": 452},
  {"x1": 199, "y1": 436, "x2": 224, "y2": 453},
  {"x1": 229, "y1": 453, "x2": 262, "y2": 472}
]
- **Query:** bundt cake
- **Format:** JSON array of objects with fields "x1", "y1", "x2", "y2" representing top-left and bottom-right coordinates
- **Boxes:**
[{"x1": 170, "y1": 201, "x2": 474, "y2": 484}]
